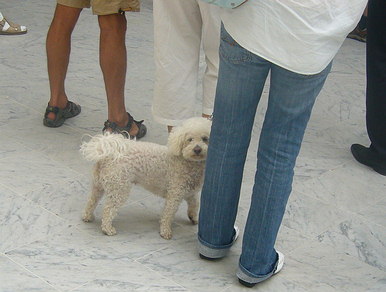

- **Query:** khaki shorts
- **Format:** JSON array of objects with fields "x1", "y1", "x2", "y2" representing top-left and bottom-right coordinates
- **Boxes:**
[{"x1": 57, "y1": 0, "x2": 140, "y2": 15}]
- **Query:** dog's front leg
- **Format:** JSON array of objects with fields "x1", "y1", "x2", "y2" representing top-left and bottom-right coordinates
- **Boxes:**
[
  {"x1": 185, "y1": 194, "x2": 199, "y2": 225},
  {"x1": 160, "y1": 193, "x2": 183, "y2": 240}
]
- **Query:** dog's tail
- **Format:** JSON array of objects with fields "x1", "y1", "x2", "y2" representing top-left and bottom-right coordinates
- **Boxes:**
[{"x1": 80, "y1": 133, "x2": 131, "y2": 162}]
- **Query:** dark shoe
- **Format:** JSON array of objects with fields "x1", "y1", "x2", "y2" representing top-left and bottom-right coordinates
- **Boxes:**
[
  {"x1": 43, "y1": 101, "x2": 81, "y2": 127},
  {"x1": 351, "y1": 144, "x2": 386, "y2": 176},
  {"x1": 199, "y1": 253, "x2": 218, "y2": 261},
  {"x1": 347, "y1": 26, "x2": 367, "y2": 42},
  {"x1": 102, "y1": 112, "x2": 147, "y2": 139}
]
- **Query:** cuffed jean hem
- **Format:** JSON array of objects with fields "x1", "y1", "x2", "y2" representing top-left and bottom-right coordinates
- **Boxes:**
[
  {"x1": 198, "y1": 235, "x2": 235, "y2": 259},
  {"x1": 237, "y1": 260, "x2": 278, "y2": 284}
]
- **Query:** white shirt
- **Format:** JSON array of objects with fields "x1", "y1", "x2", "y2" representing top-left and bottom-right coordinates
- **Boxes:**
[{"x1": 221, "y1": 0, "x2": 367, "y2": 74}]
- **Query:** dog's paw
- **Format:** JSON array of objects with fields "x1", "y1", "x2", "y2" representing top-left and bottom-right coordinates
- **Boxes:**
[
  {"x1": 82, "y1": 213, "x2": 95, "y2": 222},
  {"x1": 160, "y1": 228, "x2": 173, "y2": 240},
  {"x1": 189, "y1": 215, "x2": 198, "y2": 225},
  {"x1": 102, "y1": 226, "x2": 117, "y2": 236}
]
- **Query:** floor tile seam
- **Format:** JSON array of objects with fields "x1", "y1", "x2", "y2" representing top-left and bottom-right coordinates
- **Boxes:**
[
  {"x1": 358, "y1": 197, "x2": 386, "y2": 227},
  {"x1": 133, "y1": 244, "x2": 174, "y2": 262},
  {"x1": 295, "y1": 184, "x2": 386, "y2": 230},
  {"x1": 0, "y1": 182, "x2": 78, "y2": 242},
  {"x1": 283, "y1": 205, "x2": 386, "y2": 273},
  {"x1": 33, "y1": 146, "x2": 89, "y2": 177},
  {"x1": 133, "y1": 256, "x2": 190, "y2": 291},
  {"x1": 294, "y1": 159, "x2": 350, "y2": 182},
  {"x1": 1, "y1": 94, "x2": 89, "y2": 136},
  {"x1": 0, "y1": 139, "x2": 84, "y2": 178},
  {"x1": 289, "y1": 229, "x2": 386, "y2": 275},
  {"x1": 293, "y1": 160, "x2": 378, "y2": 208},
  {"x1": 2, "y1": 222, "x2": 70, "y2": 254},
  {"x1": 126, "y1": 193, "x2": 157, "y2": 206},
  {"x1": 2, "y1": 253, "x2": 62, "y2": 291},
  {"x1": 0, "y1": 180, "x2": 63, "y2": 214},
  {"x1": 176, "y1": 221, "x2": 198, "y2": 234},
  {"x1": 129, "y1": 198, "x2": 197, "y2": 229},
  {"x1": 1, "y1": 95, "x2": 45, "y2": 116},
  {"x1": 0, "y1": 138, "x2": 40, "y2": 161},
  {"x1": 68, "y1": 281, "x2": 89, "y2": 292},
  {"x1": 0, "y1": 178, "x2": 96, "y2": 229},
  {"x1": 0, "y1": 179, "x2": 83, "y2": 213}
]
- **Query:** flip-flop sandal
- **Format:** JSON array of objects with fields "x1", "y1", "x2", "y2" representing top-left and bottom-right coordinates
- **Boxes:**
[
  {"x1": 102, "y1": 112, "x2": 147, "y2": 139},
  {"x1": 0, "y1": 16, "x2": 27, "y2": 35},
  {"x1": 43, "y1": 101, "x2": 81, "y2": 128}
]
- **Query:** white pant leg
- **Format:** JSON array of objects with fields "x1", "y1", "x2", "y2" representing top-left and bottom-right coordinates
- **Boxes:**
[
  {"x1": 198, "y1": 1, "x2": 221, "y2": 116},
  {"x1": 152, "y1": 0, "x2": 220, "y2": 126}
]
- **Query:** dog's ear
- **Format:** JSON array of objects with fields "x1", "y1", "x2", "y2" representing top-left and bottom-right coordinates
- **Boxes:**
[{"x1": 167, "y1": 126, "x2": 186, "y2": 156}]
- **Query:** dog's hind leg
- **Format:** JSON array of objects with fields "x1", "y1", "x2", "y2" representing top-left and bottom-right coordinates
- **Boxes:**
[
  {"x1": 101, "y1": 183, "x2": 131, "y2": 236},
  {"x1": 160, "y1": 193, "x2": 183, "y2": 239},
  {"x1": 82, "y1": 182, "x2": 104, "y2": 222},
  {"x1": 185, "y1": 194, "x2": 199, "y2": 225},
  {"x1": 83, "y1": 163, "x2": 104, "y2": 222}
]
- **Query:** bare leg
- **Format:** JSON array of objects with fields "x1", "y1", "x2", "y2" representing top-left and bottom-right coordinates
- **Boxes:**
[
  {"x1": 98, "y1": 13, "x2": 139, "y2": 136},
  {"x1": 46, "y1": 4, "x2": 82, "y2": 120}
]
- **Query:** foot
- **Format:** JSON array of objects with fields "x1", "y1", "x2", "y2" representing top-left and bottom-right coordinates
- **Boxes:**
[
  {"x1": 0, "y1": 13, "x2": 27, "y2": 35},
  {"x1": 160, "y1": 227, "x2": 172, "y2": 240},
  {"x1": 188, "y1": 215, "x2": 198, "y2": 225},
  {"x1": 238, "y1": 251, "x2": 285, "y2": 288},
  {"x1": 103, "y1": 112, "x2": 147, "y2": 139},
  {"x1": 82, "y1": 212, "x2": 95, "y2": 222},
  {"x1": 43, "y1": 101, "x2": 81, "y2": 127},
  {"x1": 347, "y1": 26, "x2": 367, "y2": 42},
  {"x1": 351, "y1": 144, "x2": 386, "y2": 176},
  {"x1": 102, "y1": 225, "x2": 117, "y2": 236}
]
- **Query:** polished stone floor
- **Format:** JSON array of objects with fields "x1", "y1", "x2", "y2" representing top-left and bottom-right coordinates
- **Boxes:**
[{"x1": 0, "y1": 1, "x2": 385, "y2": 291}]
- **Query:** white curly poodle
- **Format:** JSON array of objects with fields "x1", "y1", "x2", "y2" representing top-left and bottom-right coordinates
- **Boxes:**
[{"x1": 80, "y1": 117, "x2": 211, "y2": 239}]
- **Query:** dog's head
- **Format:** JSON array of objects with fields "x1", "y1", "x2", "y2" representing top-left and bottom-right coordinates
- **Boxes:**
[{"x1": 167, "y1": 117, "x2": 211, "y2": 162}]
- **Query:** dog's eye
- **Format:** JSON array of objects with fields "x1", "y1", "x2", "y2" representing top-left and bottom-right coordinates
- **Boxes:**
[
  {"x1": 202, "y1": 136, "x2": 209, "y2": 143},
  {"x1": 187, "y1": 138, "x2": 193, "y2": 142}
]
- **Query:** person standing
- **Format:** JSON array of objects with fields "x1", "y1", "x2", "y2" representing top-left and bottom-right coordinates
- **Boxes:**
[
  {"x1": 43, "y1": 1, "x2": 146, "y2": 139},
  {"x1": 197, "y1": 0, "x2": 368, "y2": 287},
  {"x1": 351, "y1": 0, "x2": 386, "y2": 176},
  {"x1": 152, "y1": 0, "x2": 220, "y2": 132}
]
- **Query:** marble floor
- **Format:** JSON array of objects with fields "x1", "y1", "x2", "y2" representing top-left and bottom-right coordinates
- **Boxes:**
[{"x1": 1, "y1": 1, "x2": 385, "y2": 291}]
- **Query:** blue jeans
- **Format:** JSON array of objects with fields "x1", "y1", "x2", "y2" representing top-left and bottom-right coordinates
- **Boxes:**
[{"x1": 198, "y1": 25, "x2": 332, "y2": 283}]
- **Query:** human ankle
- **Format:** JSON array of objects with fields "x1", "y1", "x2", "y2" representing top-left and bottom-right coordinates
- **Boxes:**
[{"x1": 48, "y1": 98, "x2": 68, "y2": 109}]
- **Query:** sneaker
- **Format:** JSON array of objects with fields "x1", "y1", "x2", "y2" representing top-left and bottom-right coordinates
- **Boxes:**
[
  {"x1": 347, "y1": 26, "x2": 367, "y2": 42},
  {"x1": 274, "y1": 250, "x2": 285, "y2": 274},
  {"x1": 199, "y1": 226, "x2": 239, "y2": 260},
  {"x1": 238, "y1": 251, "x2": 285, "y2": 288}
]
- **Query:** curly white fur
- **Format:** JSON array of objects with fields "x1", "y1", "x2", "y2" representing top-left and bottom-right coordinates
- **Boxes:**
[{"x1": 80, "y1": 117, "x2": 211, "y2": 239}]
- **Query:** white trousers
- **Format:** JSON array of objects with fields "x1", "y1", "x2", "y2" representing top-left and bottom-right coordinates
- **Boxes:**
[{"x1": 152, "y1": 0, "x2": 221, "y2": 126}]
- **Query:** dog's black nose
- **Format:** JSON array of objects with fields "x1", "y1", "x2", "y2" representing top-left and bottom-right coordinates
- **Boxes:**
[{"x1": 193, "y1": 146, "x2": 202, "y2": 155}]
